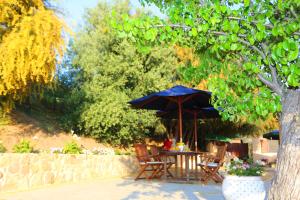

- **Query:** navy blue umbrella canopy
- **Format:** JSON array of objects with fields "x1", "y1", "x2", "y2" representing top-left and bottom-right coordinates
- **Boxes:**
[
  {"x1": 129, "y1": 85, "x2": 212, "y2": 110},
  {"x1": 129, "y1": 85, "x2": 213, "y2": 143},
  {"x1": 263, "y1": 130, "x2": 279, "y2": 140}
]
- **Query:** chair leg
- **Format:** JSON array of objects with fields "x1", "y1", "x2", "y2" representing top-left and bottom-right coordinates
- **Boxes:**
[
  {"x1": 211, "y1": 171, "x2": 223, "y2": 183},
  {"x1": 148, "y1": 165, "x2": 157, "y2": 179},
  {"x1": 201, "y1": 167, "x2": 223, "y2": 183},
  {"x1": 166, "y1": 164, "x2": 174, "y2": 177},
  {"x1": 135, "y1": 165, "x2": 148, "y2": 180},
  {"x1": 199, "y1": 166, "x2": 210, "y2": 184},
  {"x1": 150, "y1": 164, "x2": 163, "y2": 179}
]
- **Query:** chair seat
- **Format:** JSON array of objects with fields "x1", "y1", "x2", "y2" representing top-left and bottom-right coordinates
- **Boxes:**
[
  {"x1": 198, "y1": 162, "x2": 219, "y2": 167},
  {"x1": 140, "y1": 161, "x2": 164, "y2": 165}
]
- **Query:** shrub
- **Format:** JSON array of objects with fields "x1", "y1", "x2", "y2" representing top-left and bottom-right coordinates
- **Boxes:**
[
  {"x1": 0, "y1": 141, "x2": 6, "y2": 153},
  {"x1": 13, "y1": 139, "x2": 34, "y2": 153},
  {"x1": 114, "y1": 149, "x2": 122, "y2": 155},
  {"x1": 62, "y1": 141, "x2": 82, "y2": 154}
]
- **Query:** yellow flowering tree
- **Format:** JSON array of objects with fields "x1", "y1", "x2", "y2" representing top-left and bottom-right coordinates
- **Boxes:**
[{"x1": 0, "y1": 0, "x2": 66, "y2": 110}]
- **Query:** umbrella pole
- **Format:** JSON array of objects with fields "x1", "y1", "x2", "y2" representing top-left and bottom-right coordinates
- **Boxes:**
[
  {"x1": 194, "y1": 112, "x2": 198, "y2": 152},
  {"x1": 178, "y1": 97, "x2": 183, "y2": 143},
  {"x1": 201, "y1": 112, "x2": 206, "y2": 151}
]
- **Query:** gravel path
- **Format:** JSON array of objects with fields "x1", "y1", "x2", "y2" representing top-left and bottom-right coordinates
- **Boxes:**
[{"x1": 1, "y1": 178, "x2": 224, "y2": 200}]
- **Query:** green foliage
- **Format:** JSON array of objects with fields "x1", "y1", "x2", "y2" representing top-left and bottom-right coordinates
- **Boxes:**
[
  {"x1": 115, "y1": 0, "x2": 300, "y2": 123},
  {"x1": 62, "y1": 141, "x2": 82, "y2": 154},
  {"x1": 178, "y1": 51, "x2": 222, "y2": 86},
  {"x1": 13, "y1": 139, "x2": 34, "y2": 153},
  {"x1": 0, "y1": 141, "x2": 6, "y2": 153},
  {"x1": 114, "y1": 148, "x2": 133, "y2": 155},
  {"x1": 64, "y1": 1, "x2": 178, "y2": 146}
]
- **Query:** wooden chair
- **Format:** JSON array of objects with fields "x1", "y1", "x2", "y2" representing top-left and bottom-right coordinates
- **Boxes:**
[
  {"x1": 149, "y1": 145, "x2": 174, "y2": 178},
  {"x1": 198, "y1": 143, "x2": 227, "y2": 183},
  {"x1": 133, "y1": 144, "x2": 164, "y2": 180}
]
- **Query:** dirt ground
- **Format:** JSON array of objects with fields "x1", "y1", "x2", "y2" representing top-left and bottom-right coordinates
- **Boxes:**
[{"x1": 0, "y1": 111, "x2": 105, "y2": 152}]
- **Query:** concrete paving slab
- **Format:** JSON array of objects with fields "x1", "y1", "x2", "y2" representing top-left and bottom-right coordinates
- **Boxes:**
[{"x1": 1, "y1": 178, "x2": 224, "y2": 200}]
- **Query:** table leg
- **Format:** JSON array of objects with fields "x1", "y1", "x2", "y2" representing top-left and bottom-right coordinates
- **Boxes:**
[
  {"x1": 191, "y1": 155, "x2": 194, "y2": 171},
  {"x1": 195, "y1": 154, "x2": 198, "y2": 180},
  {"x1": 185, "y1": 155, "x2": 190, "y2": 181},
  {"x1": 180, "y1": 155, "x2": 183, "y2": 178},
  {"x1": 175, "y1": 155, "x2": 178, "y2": 179},
  {"x1": 163, "y1": 155, "x2": 167, "y2": 180}
]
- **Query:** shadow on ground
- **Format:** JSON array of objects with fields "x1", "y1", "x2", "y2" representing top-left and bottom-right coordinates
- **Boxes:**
[{"x1": 117, "y1": 178, "x2": 224, "y2": 200}]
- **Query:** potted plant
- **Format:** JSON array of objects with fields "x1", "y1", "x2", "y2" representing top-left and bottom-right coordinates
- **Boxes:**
[{"x1": 222, "y1": 157, "x2": 266, "y2": 200}]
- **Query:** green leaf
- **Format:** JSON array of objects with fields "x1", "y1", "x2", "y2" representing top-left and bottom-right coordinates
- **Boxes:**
[
  {"x1": 191, "y1": 27, "x2": 198, "y2": 36},
  {"x1": 283, "y1": 40, "x2": 289, "y2": 51},
  {"x1": 230, "y1": 21, "x2": 239, "y2": 33},
  {"x1": 198, "y1": 24, "x2": 209, "y2": 33},
  {"x1": 276, "y1": 46, "x2": 284, "y2": 57},
  {"x1": 256, "y1": 22, "x2": 265, "y2": 32},
  {"x1": 291, "y1": 64, "x2": 300, "y2": 75},
  {"x1": 255, "y1": 31, "x2": 264, "y2": 41},
  {"x1": 222, "y1": 20, "x2": 230, "y2": 31},
  {"x1": 231, "y1": 43, "x2": 238, "y2": 50},
  {"x1": 289, "y1": 40, "x2": 297, "y2": 50},
  {"x1": 230, "y1": 34, "x2": 238, "y2": 42},
  {"x1": 288, "y1": 50, "x2": 299, "y2": 61},
  {"x1": 282, "y1": 65, "x2": 290, "y2": 76},
  {"x1": 287, "y1": 74, "x2": 300, "y2": 87},
  {"x1": 248, "y1": 37, "x2": 255, "y2": 45},
  {"x1": 272, "y1": 27, "x2": 278, "y2": 36},
  {"x1": 244, "y1": 0, "x2": 250, "y2": 7}
]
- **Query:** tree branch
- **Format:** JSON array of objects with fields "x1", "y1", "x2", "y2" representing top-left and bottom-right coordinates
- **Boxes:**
[
  {"x1": 237, "y1": 38, "x2": 266, "y2": 60},
  {"x1": 290, "y1": 6, "x2": 298, "y2": 19},
  {"x1": 153, "y1": 24, "x2": 190, "y2": 30},
  {"x1": 257, "y1": 74, "x2": 282, "y2": 96},
  {"x1": 211, "y1": 31, "x2": 247, "y2": 38},
  {"x1": 261, "y1": 42, "x2": 283, "y2": 91},
  {"x1": 239, "y1": 54, "x2": 282, "y2": 96},
  {"x1": 154, "y1": 21, "x2": 300, "y2": 36},
  {"x1": 227, "y1": 16, "x2": 300, "y2": 36},
  {"x1": 214, "y1": 31, "x2": 283, "y2": 96}
]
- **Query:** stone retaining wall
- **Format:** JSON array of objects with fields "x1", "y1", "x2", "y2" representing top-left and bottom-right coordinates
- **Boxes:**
[{"x1": 0, "y1": 153, "x2": 139, "y2": 192}]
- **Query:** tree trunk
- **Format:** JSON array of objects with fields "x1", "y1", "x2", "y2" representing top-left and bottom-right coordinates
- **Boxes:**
[{"x1": 268, "y1": 90, "x2": 300, "y2": 200}]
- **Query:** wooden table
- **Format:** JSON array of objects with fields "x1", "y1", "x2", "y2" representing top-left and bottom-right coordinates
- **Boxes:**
[{"x1": 160, "y1": 151, "x2": 199, "y2": 181}]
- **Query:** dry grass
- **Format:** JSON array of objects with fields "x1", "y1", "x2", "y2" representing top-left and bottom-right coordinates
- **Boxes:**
[{"x1": 0, "y1": 110, "x2": 105, "y2": 152}]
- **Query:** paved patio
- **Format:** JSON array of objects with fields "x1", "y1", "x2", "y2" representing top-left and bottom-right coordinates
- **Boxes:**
[{"x1": 1, "y1": 178, "x2": 224, "y2": 200}]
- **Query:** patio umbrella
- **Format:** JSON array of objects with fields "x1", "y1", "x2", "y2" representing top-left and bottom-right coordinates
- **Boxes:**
[
  {"x1": 157, "y1": 107, "x2": 220, "y2": 151},
  {"x1": 263, "y1": 130, "x2": 279, "y2": 140},
  {"x1": 129, "y1": 85, "x2": 212, "y2": 143}
]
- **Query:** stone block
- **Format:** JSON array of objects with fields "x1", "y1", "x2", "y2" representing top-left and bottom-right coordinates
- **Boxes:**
[{"x1": 44, "y1": 172, "x2": 54, "y2": 185}]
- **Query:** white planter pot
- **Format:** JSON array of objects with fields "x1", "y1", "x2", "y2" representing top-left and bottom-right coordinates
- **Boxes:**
[{"x1": 222, "y1": 175, "x2": 266, "y2": 200}]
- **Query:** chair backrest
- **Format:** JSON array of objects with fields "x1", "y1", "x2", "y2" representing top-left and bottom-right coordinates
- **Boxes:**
[
  {"x1": 134, "y1": 144, "x2": 151, "y2": 163},
  {"x1": 149, "y1": 145, "x2": 161, "y2": 161},
  {"x1": 149, "y1": 145, "x2": 160, "y2": 156},
  {"x1": 214, "y1": 144, "x2": 228, "y2": 164}
]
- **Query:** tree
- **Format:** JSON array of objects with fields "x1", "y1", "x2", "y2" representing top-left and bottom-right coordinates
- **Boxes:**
[
  {"x1": 0, "y1": 0, "x2": 66, "y2": 111},
  {"x1": 116, "y1": 0, "x2": 300, "y2": 199},
  {"x1": 68, "y1": 1, "x2": 178, "y2": 145}
]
